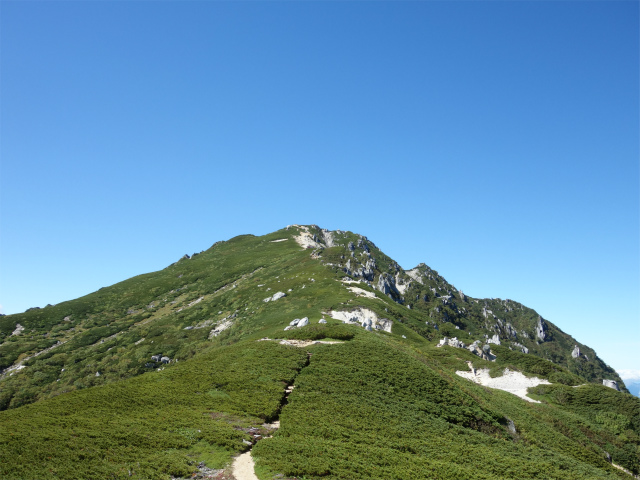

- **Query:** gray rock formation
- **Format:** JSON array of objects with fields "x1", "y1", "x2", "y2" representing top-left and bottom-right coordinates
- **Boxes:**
[
  {"x1": 438, "y1": 337, "x2": 466, "y2": 349},
  {"x1": 602, "y1": 379, "x2": 620, "y2": 391},
  {"x1": 318, "y1": 318, "x2": 327, "y2": 324},
  {"x1": 536, "y1": 316, "x2": 547, "y2": 341},
  {"x1": 286, "y1": 317, "x2": 309, "y2": 329},
  {"x1": 487, "y1": 334, "x2": 501, "y2": 345},
  {"x1": 571, "y1": 345, "x2": 581, "y2": 359},
  {"x1": 161, "y1": 356, "x2": 170, "y2": 364},
  {"x1": 467, "y1": 341, "x2": 483, "y2": 358},
  {"x1": 151, "y1": 355, "x2": 161, "y2": 362},
  {"x1": 512, "y1": 342, "x2": 529, "y2": 354},
  {"x1": 376, "y1": 273, "x2": 399, "y2": 298},
  {"x1": 505, "y1": 322, "x2": 518, "y2": 339},
  {"x1": 361, "y1": 259, "x2": 375, "y2": 281}
]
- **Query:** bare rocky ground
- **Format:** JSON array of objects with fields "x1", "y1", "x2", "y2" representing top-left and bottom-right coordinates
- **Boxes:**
[{"x1": 456, "y1": 365, "x2": 551, "y2": 403}]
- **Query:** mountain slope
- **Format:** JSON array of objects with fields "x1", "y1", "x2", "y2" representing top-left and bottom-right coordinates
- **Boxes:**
[{"x1": 0, "y1": 225, "x2": 637, "y2": 479}]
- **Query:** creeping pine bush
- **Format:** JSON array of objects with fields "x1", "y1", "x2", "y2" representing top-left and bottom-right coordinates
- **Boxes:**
[
  {"x1": 0, "y1": 340, "x2": 308, "y2": 480},
  {"x1": 253, "y1": 334, "x2": 633, "y2": 480}
]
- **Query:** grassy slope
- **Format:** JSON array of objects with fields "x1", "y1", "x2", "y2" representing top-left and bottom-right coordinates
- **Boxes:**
[{"x1": 0, "y1": 225, "x2": 637, "y2": 478}]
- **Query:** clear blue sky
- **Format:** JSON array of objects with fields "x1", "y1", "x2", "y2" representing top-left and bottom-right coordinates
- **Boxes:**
[{"x1": 1, "y1": 1, "x2": 638, "y2": 374}]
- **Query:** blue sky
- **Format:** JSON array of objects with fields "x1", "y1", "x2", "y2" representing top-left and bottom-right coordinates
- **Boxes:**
[{"x1": 1, "y1": 1, "x2": 638, "y2": 373}]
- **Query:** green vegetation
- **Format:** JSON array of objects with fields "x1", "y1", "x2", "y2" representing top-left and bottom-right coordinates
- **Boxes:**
[
  {"x1": 0, "y1": 225, "x2": 636, "y2": 479},
  {"x1": 253, "y1": 333, "x2": 630, "y2": 479},
  {"x1": 0, "y1": 340, "x2": 308, "y2": 479}
]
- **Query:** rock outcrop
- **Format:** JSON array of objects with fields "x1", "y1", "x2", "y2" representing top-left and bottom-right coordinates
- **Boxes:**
[
  {"x1": 439, "y1": 338, "x2": 495, "y2": 361},
  {"x1": 571, "y1": 345, "x2": 581, "y2": 359},
  {"x1": 602, "y1": 379, "x2": 620, "y2": 391},
  {"x1": 329, "y1": 308, "x2": 392, "y2": 332},
  {"x1": 535, "y1": 316, "x2": 547, "y2": 341}
]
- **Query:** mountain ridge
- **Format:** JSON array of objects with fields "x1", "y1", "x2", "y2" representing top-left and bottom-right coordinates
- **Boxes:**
[{"x1": 0, "y1": 224, "x2": 637, "y2": 479}]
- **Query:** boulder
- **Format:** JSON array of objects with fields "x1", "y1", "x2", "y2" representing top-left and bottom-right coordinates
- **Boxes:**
[
  {"x1": 297, "y1": 317, "x2": 309, "y2": 327},
  {"x1": 571, "y1": 345, "x2": 581, "y2": 358},
  {"x1": 467, "y1": 343, "x2": 483, "y2": 357},
  {"x1": 264, "y1": 292, "x2": 287, "y2": 303},
  {"x1": 160, "y1": 356, "x2": 170, "y2": 364},
  {"x1": 319, "y1": 318, "x2": 327, "y2": 324},
  {"x1": 487, "y1": 334, "x2": 501, "y2": 345},
  {"x1": 271, "y1": 292, "x2": 286, "y2": 301}
]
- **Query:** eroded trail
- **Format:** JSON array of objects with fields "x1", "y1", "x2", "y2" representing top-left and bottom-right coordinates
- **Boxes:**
[{"x1": 230, "y1": 352, "x2": 310, "y2": 480}]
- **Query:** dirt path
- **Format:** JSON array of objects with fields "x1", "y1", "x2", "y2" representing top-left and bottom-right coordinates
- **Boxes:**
[
  {"x1": 229, "y1": 353, "x2": 311, "y2": 479},
  {"x1": 232, "y1": 451, "x2": 259, "y2": 480}
]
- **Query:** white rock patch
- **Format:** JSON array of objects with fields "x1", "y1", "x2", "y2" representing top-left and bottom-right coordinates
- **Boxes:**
[
  {"x1": 456, "y1": 367, "x2": 550, "y2": 403},
  {"x1": 406, "y1": 268, "x2": 424, "y2": 284},
  {"x1": 279, "y1": 339, "x2": 343, "y2": 347},
  {"x1": 263, "y1": 292, "x2": 286, "y2": 303},
  {"x1": 209, "y1": 319, "x2": 233, "y2": 339},
  {"x1": 394, "y1": 274, "x2": 410, "y2": 295},
  {"x1": 347, "y1": 286, "x2": 378, "y2": 299},
  {"x1": 11, "y1": 324, "x2": 24, "y2": 336},
  {"x1": 270, "y1": 239, "x2": 288, "y2": 242},
  {"x1": 293, "y1": 225, "x2": 324, "y2": 249},
  {"x1": 329, "y1": 308, "x2": 392, "y2": 333}
]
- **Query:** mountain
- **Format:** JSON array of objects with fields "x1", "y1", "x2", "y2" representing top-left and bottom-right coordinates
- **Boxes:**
[
  {"x1": 1, "y1": 225, "x2": 638, "y2": 480},
  {"x1": 628, "y1": 382, "x2": 640, "y2": 398},
  {"x1": 619, "y1": 371, "x2": 640, "y2": 398}
]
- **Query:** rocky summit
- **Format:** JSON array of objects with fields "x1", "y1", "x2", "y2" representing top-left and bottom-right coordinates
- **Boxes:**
[{"x1": 0, "y1": 225, "x2": 638, "y2": 479}]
